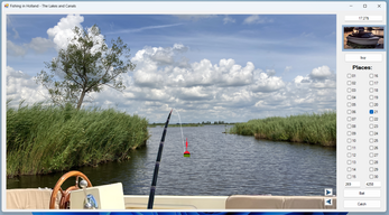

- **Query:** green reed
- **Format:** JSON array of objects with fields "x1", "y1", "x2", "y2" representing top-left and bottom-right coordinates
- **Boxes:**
[
  {"x1": 6, "y1": 102, "x2": 149, "y2": 177},
  {"x1": 229, "y1": 112, "x2": 336, "y2": 147}
]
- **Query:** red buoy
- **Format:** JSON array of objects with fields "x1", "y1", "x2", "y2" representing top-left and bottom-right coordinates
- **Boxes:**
[{"x1": 184, "y1": 138, "x2": 190, "y2": 157}]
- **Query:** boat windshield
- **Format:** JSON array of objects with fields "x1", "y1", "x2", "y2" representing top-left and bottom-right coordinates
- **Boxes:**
[{"x1": 360, "y1": 33, "x2": 374, "y2": 38}]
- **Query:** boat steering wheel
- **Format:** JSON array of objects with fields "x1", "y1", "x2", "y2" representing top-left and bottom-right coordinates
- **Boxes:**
[{"x1": 49, "y1": 171, "x2": 93, "y2": 209}]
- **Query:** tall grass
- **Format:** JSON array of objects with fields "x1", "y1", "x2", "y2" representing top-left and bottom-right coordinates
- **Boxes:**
[
  {"x1": 7, "y1": 102, "x2": 149, "y2": 177},
  {"x1": 229, "y1": 112, "x2": 336, "y2": 147}
]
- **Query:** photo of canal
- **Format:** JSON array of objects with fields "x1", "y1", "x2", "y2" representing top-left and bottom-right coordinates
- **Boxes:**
[{"x1": 6, "y1": 14, "x2": 337, "y2": 199}]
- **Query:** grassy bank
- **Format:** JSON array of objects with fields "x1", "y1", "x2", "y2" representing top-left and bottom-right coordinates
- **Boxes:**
[
  {"x1": 229, "y1": 112, "x2": 336, "y2": 147},
  {"x1": 7, "y1": 102, "x2": 149, "y2": 177}
]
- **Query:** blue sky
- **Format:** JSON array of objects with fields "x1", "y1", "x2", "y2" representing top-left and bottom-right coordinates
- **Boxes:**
[{"x1": 6, "y1": 14, "x2": 336, "y2": 123}]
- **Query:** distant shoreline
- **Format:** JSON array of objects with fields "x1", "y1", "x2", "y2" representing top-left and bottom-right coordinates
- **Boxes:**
[{"x1": 148, "y1": 123, "x2": 236, "y2": 128}]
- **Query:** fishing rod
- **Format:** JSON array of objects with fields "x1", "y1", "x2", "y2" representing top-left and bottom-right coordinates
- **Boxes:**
[{"x1": 147, "y1": 109, "x2": 173, "y2": 209}]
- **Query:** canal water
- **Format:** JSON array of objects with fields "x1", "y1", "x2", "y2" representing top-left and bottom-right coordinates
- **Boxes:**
[{"x1": 7, "y1": 125, "x2": 336, "y2": 196}]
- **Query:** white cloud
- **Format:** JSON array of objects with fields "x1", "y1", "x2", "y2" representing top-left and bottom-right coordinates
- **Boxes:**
[
  {"x1": 133, "y1": 68, "x2": 164, "y2": 88},
  {"x1": 132, "y1": 44, "x2": 188, "y2": 67},
  {"x1": 7, "y1": 40, "x2": 27, "y2": 56},
  {"x1": 6, "y1": 66, "x2": 47, "y2": 106},
  {"x1": 284, "y1": 66, "x2": 292, "y2": 73},
  {"x1": 177, "y1": 86, "x2": 214, "y2": 101},
  {"x1": 277, "y1": 66, "x2": 336, "y2": 112},
  {"x1": 8, "y1": 14, "x2": 92, "y2": 57},
  {"x1": 45, "y1": 14, "x2": 106, "y2": 56},
  {"x1": 118, "y1": 44, "x2": 334, "y2": 121},
  {"x1": 294, "y1": 66, "x2": 335, "y2": 89},
  {"x1": 309, "y1": 65, "x2": 333, "y2": 80},
  {"x1": 7, "y1": 37, "x2": 55, "y2": 56},
  {"x1": 131, "y1": 44, "x2": 189, "y2": 88},
  {"x1": 85, "y1": 26, "x2": 106, "y2": 54},
  {"x1": 243, "y1": 15, "x2": 274, "y2": 25},
  {"x1": 47, "y1": 14, "x2": 84, "y2": 50},
  {"x1": 7, "y1": 42, "x2": 335, "y2": 122},
  {"x1": 132, "y1": 45, "x2": 255, "y2": 88},
  {"x1": 219, "y1": 88, "x2": 253, "y2": 107},
  {"x1": 251, "y1": 72, "x2": 285, "y2": 93},
  {"x1": 266, "y1": 69, "x2": 276, "y2": 76},
  {"x1": 223, "y1": 16, "x2": 236, "y2": 24},
  {"x1": 294, "y1": 75, "x2": 310, "y2": 84},
  {"x1": 29, "y1": 37, "x2": 55, "y2": 53},
  {"x1": 219, "y1": 61, "x2": 254, "y2": 86}
]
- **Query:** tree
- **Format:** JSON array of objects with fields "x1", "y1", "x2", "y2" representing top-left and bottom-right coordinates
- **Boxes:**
[{"x1": 36, "y1": 25, "x2": 135, "y2": 109}]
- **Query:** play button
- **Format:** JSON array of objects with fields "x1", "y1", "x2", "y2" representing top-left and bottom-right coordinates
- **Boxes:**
[
  {"x1": 325, "y1": 198, "x2": 333, "y2": 206},
  {"x1": 325, "y1": 188, "x2": 333, "y2": 196}
]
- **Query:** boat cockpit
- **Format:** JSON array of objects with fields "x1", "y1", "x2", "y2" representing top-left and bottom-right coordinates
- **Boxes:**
[{"x1": 6, "y1": 170, "x2": 337, "y2": 210}]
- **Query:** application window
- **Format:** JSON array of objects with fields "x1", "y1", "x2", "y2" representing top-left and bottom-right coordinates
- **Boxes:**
[{"x1": 1, "y1": 1, "x2": 387, "y2": 213}]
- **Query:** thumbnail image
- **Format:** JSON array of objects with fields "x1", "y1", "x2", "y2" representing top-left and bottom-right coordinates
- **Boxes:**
[
  {"x1": 344, "y1": 27, "x2": 384, "y2": 49},
  {"x1": 6, "y1": 15, "x2": 336, "y2": 209}
]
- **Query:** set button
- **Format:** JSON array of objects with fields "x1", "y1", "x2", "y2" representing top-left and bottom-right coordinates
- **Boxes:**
[{"x1": 344, "y1": 189, "x2": 380, "y2": 197}]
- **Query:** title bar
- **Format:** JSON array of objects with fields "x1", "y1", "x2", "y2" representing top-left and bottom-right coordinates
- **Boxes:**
[{"x1": 2, "y1": 1, "x2": 387, "y2": 13}]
